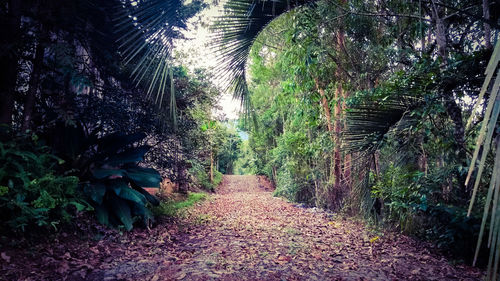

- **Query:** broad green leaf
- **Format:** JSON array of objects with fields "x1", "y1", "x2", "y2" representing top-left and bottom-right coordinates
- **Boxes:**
[
  {"x1": 69, "y1": 202, "x2": 88, "y2": 212},
  {"x1": 126, "y1": 167, "x2": 162, "y2": 187},
  {"x1": 116, "y1": 187, "x2": 148, "y2": 205},
  {"x1": 109, "y1": 196, "x2": 133, "y2": 231},
  {"x1": 131, "y1": 202, "x2": 154, "y2": 226},
  {"x1": 109, "y1": 180, "x2": 128, "y2": 194},
  {"x1": 135, "y1": 187, "x2": 160, "y2": 206},
  {"x1": 109, "y1": 180, "x2": 147, "y2": 205}
]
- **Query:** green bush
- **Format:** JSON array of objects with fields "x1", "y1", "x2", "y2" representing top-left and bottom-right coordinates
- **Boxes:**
[
  {"x1": 79, "y1": 133, "x2": 161, "y2": 231},
  {"x1": 371, "y1": 164, "x2": 426, "y2": 232},
  {"x1": 273, "y1": 164, "x2": 298, "y2": 201},
  {"x1": 213, "y1": 170, "x2": 223, "y2": 186},
  {"x1": 153, "y1": 192, "x2": 207, "y2": 217},
  {"x1": 50, "y1": 124, "x2": 162, "y2": 231},
  {"x1": 0, "y1": 135, "x2": 85, "y2": 233},
  {"x1": 189, "y1": 160, "x2": 222, "y2": 191}
]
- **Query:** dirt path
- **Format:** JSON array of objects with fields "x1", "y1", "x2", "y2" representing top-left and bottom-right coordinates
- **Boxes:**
[
  {"x1": 145, "y1": 175, "x2": 483, "y2": 281},
  {"x1": 1, "y1": 175, "x2": 484, "y2": 280}
]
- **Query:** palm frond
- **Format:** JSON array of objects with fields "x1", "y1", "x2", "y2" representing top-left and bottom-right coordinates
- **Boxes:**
[
  {"x1": 343, "y1": 95, "x2": 418, "y2": 153},
  {"x1": 115, "y1": 0, "x2": 200, "y2": 107},
  {"x1": 210, "y1": 0, "x2": 307, "y2": 107},
  {"x1": 466, "y1": 39, "x2": 500, "y2": 280}
]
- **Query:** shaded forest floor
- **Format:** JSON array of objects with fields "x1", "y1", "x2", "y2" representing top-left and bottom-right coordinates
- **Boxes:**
[{"x1": 1, "y1": 175, "x2": 484, "y2": 280}]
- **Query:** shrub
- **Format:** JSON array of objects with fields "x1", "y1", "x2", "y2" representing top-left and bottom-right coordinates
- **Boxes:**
[
  {"x1": 79, "y1": 133, "x2": 162, "y2": 231},
  {"x1": 0, "y1": 134, "x2": 85, "y2": 233},
  {"x1": 49, "y1": 123, "x2": 162, "y2": 231},
  {"x1": 189, "y1": 160, "x2": 222, "y2": 191}
]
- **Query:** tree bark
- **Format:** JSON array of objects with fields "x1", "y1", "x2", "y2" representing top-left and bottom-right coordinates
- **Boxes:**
[
  {"x1": 314, "y1": 78, "x2": 334, "y2": 133},
  {"x1": 483, "y1": 0, "x2": 492, "y2": 49},
  {"x1": 420, "y1": 0, "x2": 425, "y2": 53},
  {"x1": 0, "y1": 0, "x2": 21, "y2": 126},
  {"x1": 22, "y1": 34, "x2": 45, "y2": 132},
  {"x1": 333, "y1": 81, "x2": 342, "y2": 193},
  {"x1": 430, "y1": 0, "x2": 467, "y2": 196},
  {"x1": 430, "y1": 0, "x2": 447, "y2": 60},
  {"x1": 333, "y1": 14, "x2": 346, "y2": 194},
  {"x1": 210, "y1": 150, "x2": 214, "y2": 183},
  {"x1": 342, "y1": 88, "x2": 351, "y2": 188},
  {"x1": 324, "y1": 0, "x2": 348, "y2": 209}
]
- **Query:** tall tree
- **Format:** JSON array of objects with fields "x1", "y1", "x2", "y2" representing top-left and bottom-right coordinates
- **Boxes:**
[{"x1": 0, "y1": 0, "x2": 21, "y2": 125}]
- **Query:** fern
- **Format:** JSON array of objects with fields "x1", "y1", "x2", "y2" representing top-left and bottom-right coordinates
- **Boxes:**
[{"x1": 0, "y1": 134, "x2": 84, "y2": 233}]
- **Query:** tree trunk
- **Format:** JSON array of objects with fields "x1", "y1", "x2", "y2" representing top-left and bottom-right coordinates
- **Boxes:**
[
  {"x1": 430, "y1": 1, "x2": 447, "y2": 60},
  {"x1": 210, "y1": 150, "x2": 214, "y2": 183},
  {"x1": 483, "y1": 0, "x2": 492, "y2": 49},
  {"x1": 22, "y1": 34, "x2": 45, "y2": 131},
  {"x1": 430, "y1": 0, "x2": 468, "y2": 196},
  {"x1": 272, "y1": 166, "x2": 277, "y2": 185},
  {"x1": 333, "y1": 21, "x2": 346, "y2": 195},
  {"x1": 341, "y1": 83, "x2": 351, "y2": 188},
  {"x1": 314, "y1": 78, "x2": 334, "y2": 133},
  {"x1": 325, "y1": 0, "x2": 348, "y2": 209},
  {"x1": 373, "y1": 151, "x2": 381, "y2": 178},
  {"x1": 0, "y1": 0, "x2": 21, "y2": 126},
  {"x1": 333, "y1": 82, "x2": 342, "y2": 193},
  {"x1": 418, "y1": 139, "x2": 428, "y2": 175},
  {"x1": 420, "y1": 0, "x2": 425, "y2": 53}
]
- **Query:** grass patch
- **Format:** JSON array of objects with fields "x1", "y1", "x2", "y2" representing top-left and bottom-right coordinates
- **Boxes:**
[{"x1": 153, "y1": 192, "x2": 207, "y2": 217}]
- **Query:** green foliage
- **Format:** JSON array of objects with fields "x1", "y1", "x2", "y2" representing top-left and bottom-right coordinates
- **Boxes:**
[
  {"x1": 425, "y1": 205, "x2": 482, "y2": 262},
  {"x1": 85, "y1": 137, "x2": 161, "y2": 231},
  {"x1": 242, "y1": 12, "x2": 335, "y2": 207},
  {"x1": 213, "y1": 170, "x2": 223, "y2": 187},
  {"x1": 233, "y1": 140, "x2": 258, "y2": 175},
  {"x1": 371, "y1": 164, "x2": 426, "y2": 232},
  {"x1": 186, "y1": 115, "x2": 242, "y2": 190},
  {"x1": 0, "y1": 134, "x2": 84, "y2": 233},
  {"x1": 52, "y1": 124, "x2": 161, "y2": 231},
  {"x1": 117, "y1": 0, "x2": 206, "y2": 105},
  {"x1": 152, "y1": 192, "x2": 207, "y2": 217},
  {"x1": 238, "y1": 0, "x2": 495, "y2": 263},
  {"x1": 216, "y1": 124, "x2": 242, "y2": 175},
  {"x1": 189, "y1": 161, "x2": 223, "y2": 191}
]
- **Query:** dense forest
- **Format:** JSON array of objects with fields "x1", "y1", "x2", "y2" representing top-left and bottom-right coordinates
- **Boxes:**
[
  {"x1": 231, "y1": 0, "x2": 500, "y2": 267},
  {"x1": 1, "y1": 0, "x2": 500, "y2": 280}
]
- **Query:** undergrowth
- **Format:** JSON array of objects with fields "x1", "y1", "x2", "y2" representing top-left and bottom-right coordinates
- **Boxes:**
[
  {"x1": 0, "y1": 133, "x2": 87, "y2": 234},
  {"x1": 189, "y1": 161, "x2": 223, "y2": 191},
  {"x1": 153, "y1": 192, "x2": 207, "y2": 217}
]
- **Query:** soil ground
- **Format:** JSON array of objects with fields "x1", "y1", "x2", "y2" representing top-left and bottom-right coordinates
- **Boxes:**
[{"x1": 1, "y1": 175, "x2": 484, "y2": 280}]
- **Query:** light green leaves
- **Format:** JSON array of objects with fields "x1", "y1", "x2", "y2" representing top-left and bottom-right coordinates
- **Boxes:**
[{"x1": 465, "y1": 40, "x2": 500, "y2": 280}]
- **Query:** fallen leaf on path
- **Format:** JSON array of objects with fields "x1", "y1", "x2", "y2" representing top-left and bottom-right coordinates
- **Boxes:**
[{"x1": 1, "y1": 252, "x2": 11, "y2": 263}]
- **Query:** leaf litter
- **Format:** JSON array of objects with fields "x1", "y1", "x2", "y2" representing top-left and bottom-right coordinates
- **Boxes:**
[{"x1": 1, "y1": 175, "x2": 484, "y2": 280}]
